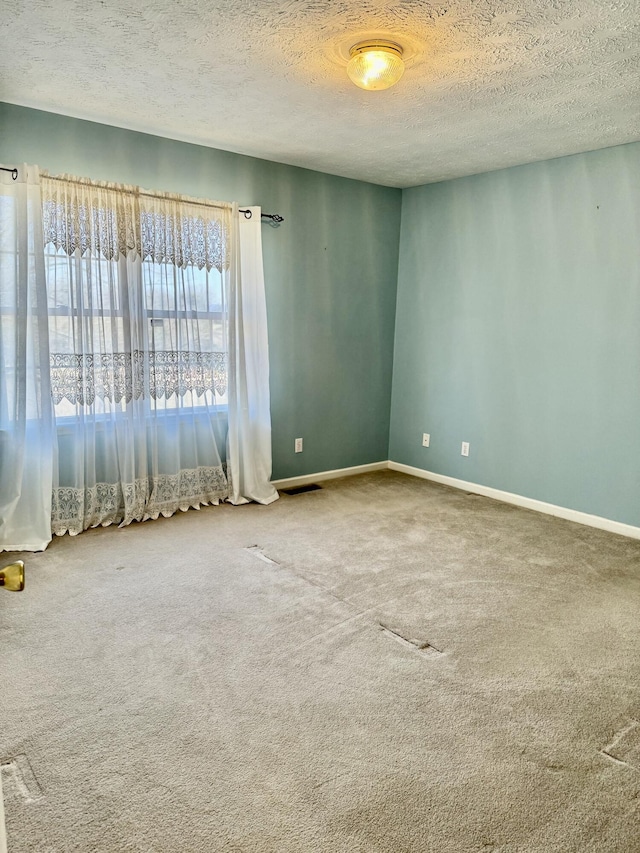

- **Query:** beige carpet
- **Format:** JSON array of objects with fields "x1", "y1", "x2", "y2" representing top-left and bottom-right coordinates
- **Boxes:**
[{"x1": 2, "y1": 471, "x2": 640, "y2": 852}]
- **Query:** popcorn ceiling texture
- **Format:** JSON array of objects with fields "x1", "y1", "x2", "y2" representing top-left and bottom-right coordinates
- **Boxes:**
[{"x1": 1, "y1": 0, "x2": 639, "y2": 186}]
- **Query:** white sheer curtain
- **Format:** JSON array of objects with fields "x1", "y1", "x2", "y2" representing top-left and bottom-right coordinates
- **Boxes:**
[
  {"x1": 0, "y1": 168, "x2": 277, "y2": 550},
  {"x1": 42, "y1": 175, "x2": 231, "y2": 535},
  {"x1": 0, "y1": 165, "x2": 54, "y2": 552},
  {"x1": 227, "y1": 206, "x2": 278, "y2": 505}
]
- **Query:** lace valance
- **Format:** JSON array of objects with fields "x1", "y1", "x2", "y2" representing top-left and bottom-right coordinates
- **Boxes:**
[
  {"x1": 139, "y1": 208, "x2": 226, "y2": 271},
  {"x1": 50, "y1": 350, "x2": 228, "y2": 406},
  {"x1": 41, "y1": 174, "x2": 231, "y2": 272}
]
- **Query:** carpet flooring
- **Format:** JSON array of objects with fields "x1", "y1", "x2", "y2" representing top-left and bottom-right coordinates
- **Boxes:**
[{"x1": 2, "y1": 470, "x2": 640, "y2": 852}]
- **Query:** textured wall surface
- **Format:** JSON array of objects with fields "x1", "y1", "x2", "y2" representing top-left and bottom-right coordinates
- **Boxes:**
[
  {"x1": 1, "y1": 0, "x2": 638, "y2": 187},
  {"x1": 390, "y1": 140, "x2": 640, "y2": 526},
  {"x1": 3, "y1": 103, "x2": 640, "y2": 525},
  {"x1": 0, "y1": 103, "x2": 402, "y2": 480}
]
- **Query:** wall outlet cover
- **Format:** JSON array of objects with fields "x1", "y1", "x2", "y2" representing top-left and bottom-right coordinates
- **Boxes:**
[{"x1": 422, "y1": 433, "x2": 430, "y2": 447}]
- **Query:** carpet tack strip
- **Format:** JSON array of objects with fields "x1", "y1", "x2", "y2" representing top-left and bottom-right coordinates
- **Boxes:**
[
  {"x1": 244, "y1": 545, "x2": 279, "y2": 565},
  {"x1": 378, "y1": 623, "x2": 443, "y2": 656},
  {"x1": 600, "y1": 719, "x2": 640, "y2": 769},
  {"x1": 0, "y1": 756, "x2": 43, "y2": 805}
]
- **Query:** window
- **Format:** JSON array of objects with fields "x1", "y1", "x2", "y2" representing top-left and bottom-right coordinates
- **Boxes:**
[{"x1": 43, "y1": 205, "x2": 229, "y2": 420}]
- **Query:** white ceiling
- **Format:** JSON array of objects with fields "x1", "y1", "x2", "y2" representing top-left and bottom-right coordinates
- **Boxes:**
[{"x1": 1, "y1": 0, "x2": 639, "y2": 187}]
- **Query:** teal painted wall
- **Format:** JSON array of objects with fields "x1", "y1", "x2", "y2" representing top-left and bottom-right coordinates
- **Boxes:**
[
  {"x1": 3, "y1": 104, "x2": 639, "y2": 526},
  {"x1": 0, "y1": 103, "x2": 402, "y2": 480},
  {"x1": 390, "y1": 142, "x2": 640, "y2": 526}
]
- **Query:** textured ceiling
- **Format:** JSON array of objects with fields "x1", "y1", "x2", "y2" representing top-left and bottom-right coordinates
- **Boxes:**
[{"x1": 1, "y1": 0, "x2": 639, "y2": 187}]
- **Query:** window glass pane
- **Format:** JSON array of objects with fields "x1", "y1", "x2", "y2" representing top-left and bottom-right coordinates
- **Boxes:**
[{"x1": 45, "y1": 242, "x2": 228, "y2": 418}]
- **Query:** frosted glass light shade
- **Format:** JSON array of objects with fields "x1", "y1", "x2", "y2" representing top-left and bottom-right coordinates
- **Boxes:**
[{"x1": 347, "y1": 41, "x2": 405, "y2": 91}]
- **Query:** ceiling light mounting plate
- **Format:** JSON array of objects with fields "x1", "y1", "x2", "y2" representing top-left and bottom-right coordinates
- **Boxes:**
[{"x1": 349, "y1": 40, "x2": 403, "y2": 60}]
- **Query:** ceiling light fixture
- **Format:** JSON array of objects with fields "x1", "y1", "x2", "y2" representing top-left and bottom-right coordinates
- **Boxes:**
[{"x1": 347, "y1": 40, "x2": 405, "y2": 91}]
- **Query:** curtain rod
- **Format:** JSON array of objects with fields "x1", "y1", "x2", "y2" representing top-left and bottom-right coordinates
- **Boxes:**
[{"x1": 2, "y1": 166, "x2": 283, "y2": 223}]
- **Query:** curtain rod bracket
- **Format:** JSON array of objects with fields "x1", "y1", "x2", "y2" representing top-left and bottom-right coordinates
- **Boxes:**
[
  {"x1": 239, "y1": 209, "x2": 284, "y2": 225},
  {"x1": 0, "y1": 166, "x2": 18, "y2": 181}
]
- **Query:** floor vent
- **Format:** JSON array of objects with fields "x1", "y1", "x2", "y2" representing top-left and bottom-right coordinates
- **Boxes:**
[{"x1": 281, "y1": 483, "x2": 322, "y2": 496}]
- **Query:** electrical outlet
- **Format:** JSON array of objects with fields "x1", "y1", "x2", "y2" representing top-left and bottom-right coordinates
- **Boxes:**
[
  {"x1": 461, "y1": 441, "x2": 470, "y2": 457},
  {"x1": 422, "y1": 433, "x2": 430, "y2": 447},
  {"x1": 295, "y1": 438, "x2": 303, "y2": 453}
]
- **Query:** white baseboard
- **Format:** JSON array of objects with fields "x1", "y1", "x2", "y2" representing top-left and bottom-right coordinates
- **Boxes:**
[
  {"x1": 388, "y1": 461, "x2": 640, "y2": 541},
  {"x1": 273, "y1": 458, "x2": 640, "y2": 540},
  {"x1": 272, "y1": 461, "x2": 388, "y2": 490}
]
